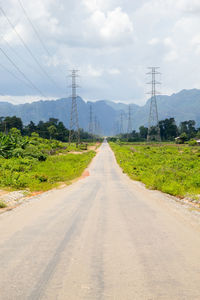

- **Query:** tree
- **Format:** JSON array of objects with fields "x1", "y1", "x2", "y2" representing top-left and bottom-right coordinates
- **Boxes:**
[
  {"x1": 179, "y1": 132, "x2": 188, "y2": 143},
  {"x1": 159, "y1": 118, "x2": 178, "y2": 140},
  {"x1": 2, "y1": 116, "x2": 23, "y2": 133},
  {"x1": 48, "y1": 125, "x2": 57, "y2": 139},
  {"x1": 139, "y1": 126, "x2": 148, "y2": 139},
  {"x1": 179, "y1": 120, "x2": 196, "y2": 138},
  {"x1": 24, "y1": 121, "x2": 37, "y2": 136}
]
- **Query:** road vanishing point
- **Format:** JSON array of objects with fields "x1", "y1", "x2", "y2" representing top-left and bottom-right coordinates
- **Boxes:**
[{"x1": 0, "y1": 141, "x2": 200, "y2": 299}]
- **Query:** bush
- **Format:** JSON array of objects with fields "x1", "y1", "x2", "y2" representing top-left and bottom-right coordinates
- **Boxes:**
[
  {"x1": 188, "y1": 139, "x2": 198, "y2": 146},
  {"x1": 0, "y1": 201, "x2": 7, "y2": 208},
  {"x1": 23, "y1": 145, "x2": 47, "y2": 161}
]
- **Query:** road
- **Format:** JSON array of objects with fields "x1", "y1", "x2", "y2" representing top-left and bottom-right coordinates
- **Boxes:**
[{"x1": 0, "y1": 141, "x2": 200, "y2": 300}]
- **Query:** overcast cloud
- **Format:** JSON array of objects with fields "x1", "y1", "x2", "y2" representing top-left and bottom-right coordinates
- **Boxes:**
[{"x1": 0, "y1": 0, "x2": 200, "y2": 104}]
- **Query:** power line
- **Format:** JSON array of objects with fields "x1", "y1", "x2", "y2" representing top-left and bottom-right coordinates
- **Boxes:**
[
  {"x1": 0, "y1": 6, "x2": 60, "y2": 91},
  {"x1": 18, "y1": 0, "x2": 51, "y2": 57},
  {"x1": 17, "y1": 0, "x2": 66, "y2": 78},
  {"x1": 1, "y1": 36, "x2": 41, "y2": 75},
  {"x1": 0, "y1": 61, "x2": 33, "y2": 88},
  {"x1": 0, "y1": 48, "x2": 46, "y2": 97}
]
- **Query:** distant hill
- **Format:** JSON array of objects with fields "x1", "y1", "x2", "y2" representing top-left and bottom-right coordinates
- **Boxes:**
[{"x1": 0, "y1": 89, "x2": 200, "y2": 135}]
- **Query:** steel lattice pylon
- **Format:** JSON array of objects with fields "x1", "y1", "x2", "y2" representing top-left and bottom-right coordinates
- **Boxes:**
[
  {"x1": 127, "y1": 104, "x2": 132, "y2": 134},
  {"x1": 119, "y1": 110, "x2": 124, "y2": 134},
  {"x1": 88, "y1": 104, "x2": 93, "y2": 135},
  {"x1": 69, "y1": 69, "x2": 80, "y2": 145},
  {"x1": 147, "y1": 67, "x2": 161, "y2": 141}
]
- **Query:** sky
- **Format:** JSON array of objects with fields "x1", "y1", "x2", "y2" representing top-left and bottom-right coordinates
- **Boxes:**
[{"x1": 0, "y1": 0, "x2": 200, "y2": 105}]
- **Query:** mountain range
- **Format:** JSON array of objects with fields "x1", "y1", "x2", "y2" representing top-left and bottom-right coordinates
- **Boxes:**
[{"x1": 0, "y1": 89, "x2": 200, "y2": 135}]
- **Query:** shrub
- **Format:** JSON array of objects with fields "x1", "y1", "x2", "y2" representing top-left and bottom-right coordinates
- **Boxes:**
[
  {"x1": 188, "y1": 139, "x2": 198, "y2": 146},
  {"x1": 0, "y1": 201, "x2": 6, "y2": 208},
  {"x1": 23, "y1": 145, "x2": 47, "y2": 161}
]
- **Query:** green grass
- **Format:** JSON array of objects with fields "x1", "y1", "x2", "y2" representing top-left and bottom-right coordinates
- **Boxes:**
[
  {"x1": 0, "y1": 151, "x2": 95, "y2": 192},
  {"x1": 110, "y1": 142, "x2": 200, "y2": 199}
]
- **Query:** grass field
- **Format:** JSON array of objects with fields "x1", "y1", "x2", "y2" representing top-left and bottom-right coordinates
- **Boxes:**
[{"x1": 110, "y1": 142, "x2": 200, "y2": 199}]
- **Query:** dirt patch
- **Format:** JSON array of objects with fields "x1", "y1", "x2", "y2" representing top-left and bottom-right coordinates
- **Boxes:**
[
  {"x1": 30, "y1": 191, "x2": 44, "y2": 197},
  {"x1": 69, "y1": 151, "x2": 84, "y2": 154},
  {"x1": 0, "y1": 190, "x2": 9, "y2": 197},
  {"x1": 81, "y1": 170, "x2": 90, "y2": 178}
]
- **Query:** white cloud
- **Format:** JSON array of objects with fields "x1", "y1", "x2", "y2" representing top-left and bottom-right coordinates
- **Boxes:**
[
  {"x1": 0, "y1": 0, "x2": 200, "y2": 104},
  {"x1": 84, "y1": 7, "x2": 134, "y2": 45},
  {"x1": 3, "y1": 23, "x2": 29, "y2": 45},
  {"x1": 100, "y1": 7, "x2": 134, "y2": 41},
  {"x1": 176, "y1": 0, "x2": 200, "y2": 13},
  {"x1": 164, "y1": 50, "x2": 178, "y2": 62},
  {"x1": 108, "y1": 68, "x2": 120, "y2": 75},
  {"x1": 191, "y1": 35, "x2": 200, "y2": 54},
  {"x1": 87, "y1": 65, "x2": 103, "y2": 77},
  {"x1": 148, "y1": 38, "x2": 159, "y2": 45},
  {"x1": 83, "y1": 0, "x2": 112, "y2": 12}
]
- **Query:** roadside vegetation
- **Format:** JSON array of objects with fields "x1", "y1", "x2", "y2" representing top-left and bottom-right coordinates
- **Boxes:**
[
  {"x1": 110, "y1": 142, "x2": 200, "y2": 199},
  {"x1": 0, "y1": 116, "x2": 100, "y2": 208},
  {"x1": 0, "y1": 129, "x2": 96, "y2": 192}
]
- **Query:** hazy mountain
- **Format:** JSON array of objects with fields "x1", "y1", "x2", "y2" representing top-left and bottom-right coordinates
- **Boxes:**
[{"x1": 0, "y1": 89, "x2": 200, "y2": 135}]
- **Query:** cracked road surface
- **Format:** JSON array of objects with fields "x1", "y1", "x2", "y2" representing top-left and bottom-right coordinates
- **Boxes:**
[{"x1": 0, "y1": 142, "x2": 200, "y2": 299}]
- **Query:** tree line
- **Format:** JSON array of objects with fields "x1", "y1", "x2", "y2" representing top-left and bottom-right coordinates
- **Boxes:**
[
  {"x1": 0, "y1": 116, "x2": 95, "y2": 142},
  {"x1": 112, "y1": 118, "x2": 200, "y2": 142}
]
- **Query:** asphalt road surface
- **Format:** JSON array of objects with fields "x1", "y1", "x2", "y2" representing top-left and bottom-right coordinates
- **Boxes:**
[{"x1": 0, "y1": 141, "x2": 200, "y2": 300}]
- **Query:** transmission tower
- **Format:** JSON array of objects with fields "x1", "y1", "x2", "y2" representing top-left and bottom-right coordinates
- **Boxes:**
[
  {"x1": 88, "y1": 104, "x2": 93, "y2": 135},
  {"x1": 147, "y1": 67, "x2": 161, "y2": 141},
  {"x1": 94, "y1": 115, "x2": 98, "y2": 135},
  {"x1": 119, "y1": 111, "x2": 124, "y2": 134},
  {"x1": 69, "y1": 69, "x2": 80, "y2": 145},
  {"x1": 127, "y1": 105, "x2": 132, "y2": 134}
]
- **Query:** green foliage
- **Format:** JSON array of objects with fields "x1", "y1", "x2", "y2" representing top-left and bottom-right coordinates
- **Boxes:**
[
  {"x1": 0, "y1": 116, "x2": 100, "y2": 143},
  {"x1": 0, "y1": 201, "x2": 6, "y2": 208},
  {"x1": 188, "y1": 139, "x2": 198, "y2": 146},
  {"x1": 0, "y1": 127, "x2": 96, "y2": 192},
  {"x1": 159, "y1": 118, "x2": 178, "y2": 140},
  {"x1": 179, "y1": 132, "x2": 188, "y2": 143},
  {"x1": 110, "y1": 142, "x2": 200, "y2": 198},
  {"x1": 0, "y1": 151, "x2": 95, "y2": 191},
  {"x1": 0, "y1": 129, "x2": 69, "y2": 160}
]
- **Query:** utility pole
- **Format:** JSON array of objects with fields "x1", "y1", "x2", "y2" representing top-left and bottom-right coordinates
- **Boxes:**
[
  {"x1": 147, "y1": 67, "x2": 161, "y2": 141},
  {"x1": 127, "y1": 105, "x2": 132, "y2": 134},
  {"x1": 69, "y1": 69, "x2": 80, "y2": 145},
  {"x1": 119, "y1": 110, "x2": 124, "y2": 134},
  {"x1": 88, "y1": 104, "x2": 93, "y2": 135}
]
